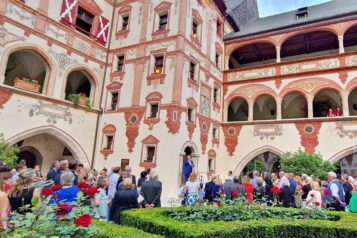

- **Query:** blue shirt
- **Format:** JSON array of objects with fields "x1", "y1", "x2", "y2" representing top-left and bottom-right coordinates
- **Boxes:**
[{"x1": 49, "y1": 186, "x2": 79, "y2": 204}]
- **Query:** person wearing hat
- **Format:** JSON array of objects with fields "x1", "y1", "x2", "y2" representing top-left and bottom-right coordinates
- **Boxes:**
[{"x1": 326, "y1": 172, "x2": 346, "y2": 211}]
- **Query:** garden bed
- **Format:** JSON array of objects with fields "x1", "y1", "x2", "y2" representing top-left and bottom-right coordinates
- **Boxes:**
[{"x1": 121, "y1": 207, "x2": 357, "y2": 238}]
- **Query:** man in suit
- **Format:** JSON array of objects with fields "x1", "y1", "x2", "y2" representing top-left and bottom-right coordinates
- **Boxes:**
[
  {"x1": 183, "y1": 156, "x2": 194, "y2": 182},
  {"x1": 140, "y1": 170, "x2": 162, "y2": 208}
]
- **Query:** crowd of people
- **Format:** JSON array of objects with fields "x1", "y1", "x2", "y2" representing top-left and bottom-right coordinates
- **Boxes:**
[
  {"x1": 1, "y1": 157, "x2": 357, "y2": 231},
  {"x1": 0, "y1": 159, "x2": 162, "y2": 230},
  {"x1": 180, "y1": 169, "x2": 357, "y2": 212}
]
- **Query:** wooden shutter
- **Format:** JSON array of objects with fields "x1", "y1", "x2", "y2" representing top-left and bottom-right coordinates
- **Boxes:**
[
  {"x1": 60, "y1": 0, "x2": 78, "y2": 26},
  {"x1": 95, "y1": 16, "x2": 110, "y2": 45}
]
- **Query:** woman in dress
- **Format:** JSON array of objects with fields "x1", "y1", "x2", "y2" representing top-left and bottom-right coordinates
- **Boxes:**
[
  {"x1": 242, "y1": 175, "x2": 254, "y2": 205},
  {"x1": 306, "y1": 181, "x2": 322, "y2": 210},
  {"x1": 8, "y1": 169, "x2": 40, "y2": 214},
  {"x1": 183, "y1": 172, "x2": 199, "y2": 206},
  {"x1": 94, "y1": 176, "x2": 110, "y2": 219}
]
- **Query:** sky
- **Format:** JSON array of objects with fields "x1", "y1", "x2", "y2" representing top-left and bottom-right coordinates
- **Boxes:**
[{"x1": 257, "y1": 0, "x2": 332, "y2": 17}]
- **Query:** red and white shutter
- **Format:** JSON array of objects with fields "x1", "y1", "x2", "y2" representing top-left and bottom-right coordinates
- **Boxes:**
[
  {"x1": 96, "y1": 16, "x2": 110, "y2": 45},
  {"x1": 60, "y1": 0, "x2": 78, "y2": 26}
]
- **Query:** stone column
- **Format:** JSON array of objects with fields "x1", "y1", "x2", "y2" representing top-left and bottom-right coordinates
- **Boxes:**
[
  {"x1": 276, "y1": 97, "x2": 282, "y2": 120},
  {"x1": 338, "y1": 35, "x2": 345, "y2": 54},
  {"x1": 248, "y1": 99, "x2": 254, "y2": 121},
  {"x1": 276, "y1": 46, "x2": 281, "y2": 63},
  {"x1": 307, "y1": 94, "x2": 314, "y2": 118},
  {"x1": 341, "y1": 92, "x2": 349, "y2": 117}
]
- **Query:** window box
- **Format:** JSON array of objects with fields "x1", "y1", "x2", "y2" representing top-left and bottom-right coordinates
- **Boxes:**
[
  {"x1": 67, "y1": 93, "x2": 91, "y2": 110},
  {"x1": 188, "y1": 78, "x2": 199, "y2": 91},
  {"x1": 14, "y1": 77, "x2": 41, "y2": 93}
]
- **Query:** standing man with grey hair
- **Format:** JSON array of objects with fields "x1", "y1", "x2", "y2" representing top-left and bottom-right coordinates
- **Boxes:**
[
  {"x1": 140, "y1": 171, "x2": 162, "y2": 208},
  {"x1": 54, "y1": 160, "x2": 69, "y2": 185},
  {"x1": 46, "y1": 160, "x2": 60, "y2": 181},
  {"x1": 342, "y1": 174, "x2": 353, "y2": 205},
  {"x1": 327, "y1": 171, "x2": 346, "y2": 211},
  {"x1": 278, "y1": 171, "x2": 290, "y2": 189}
]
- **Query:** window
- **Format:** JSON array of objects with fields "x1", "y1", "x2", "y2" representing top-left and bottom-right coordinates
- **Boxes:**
[
  {"x1": 215, "y1": 53, "x2": 220, "y2": 67},
  {"x1": 154, "y1": 55, "x2": 164, "y2": 74},
  {"x1": 296, "y1": 7, "x2": 308, "y2": 19},
  {"x1": 121, "y1": 15, "x2": 129, "y2": 30},
  {"x1": 110, "y1": 92, "x2": 119, "y2": 110},
  {"x1": 190, "y1": 62, "x2": 196, "y2": 80},
  {"x1": 105, "y1": 135, "x2": 114, "y2": 150},
  {"x1": 192, "y1": 20, "x2": 198, "y2": 39},
  {"x1": 121, "y1": 159, "x2": 129, "y2": 170},
  {"x1": 75, "y1": 7, "x2": 94, "y2": 36},
  {"x1": 216, "y1": 19, "x2": 222, "y2": 36},
  {"x1": 145, "y1": 146, "x2": 155, "y2": 162},
  {"x1": 149, "y1": 103, "x2": 159, "y2": 118},
  {"x1": 213, "y1": 87, "x2": 219, "y2": 103},
  {"x1": 208, "y1": 158, "x2": 214, "y2": 171},
  {"x1": 212, "y1": 127, "x2": 218, "y2": 140},
  {"x1": 158, "y1": 13, "x2": 168, "y2": 31},
  {"x1": 188, "y1": 107, "x2": 194, "y2": 122},
  {"x1": 117, "y1": 55, "x2": 124, "y2": 71}
]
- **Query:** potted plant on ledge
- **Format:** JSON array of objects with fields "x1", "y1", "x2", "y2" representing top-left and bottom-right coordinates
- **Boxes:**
[
  {"x1": 14, "y1": 76, "x2": 41, "y2": 93},
  {"x1": 67, "y1": 93, "x2": 91, "y2": 111}
]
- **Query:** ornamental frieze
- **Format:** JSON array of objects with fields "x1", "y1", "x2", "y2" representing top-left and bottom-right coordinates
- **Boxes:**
[
  {"x1": 253, "y1": 124, "x2": 283, "y2": 140},
  {"x1": 334, "y1": 121, "x2": 357, "y2": 139},
  {"x1": 6, "y1": 2, "x2": 36, "y2": 27},
  {"x1": 0, "y1": 26, "x2": 25, "y2": 46},
  {"x1": 227, "y1": 67, "x2": 276, "y2": 81}
]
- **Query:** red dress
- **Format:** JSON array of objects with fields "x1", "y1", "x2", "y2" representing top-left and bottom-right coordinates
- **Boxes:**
[{"x1": 243, "y1": 183, "x2": 254, "y2": 204}]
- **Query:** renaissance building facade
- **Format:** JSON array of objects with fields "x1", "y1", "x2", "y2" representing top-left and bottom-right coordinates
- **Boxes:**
[{"x1": 1, "y1": 0, "x2": 357, "y2": 199}]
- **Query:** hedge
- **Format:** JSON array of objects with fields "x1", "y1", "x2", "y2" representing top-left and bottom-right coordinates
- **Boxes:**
[
  {"x1": 94, "y1": 220, "x2": 163, "y2": 238},
  {"x1": 120, "y1": 207, "x2": 357, "y2": 238}
]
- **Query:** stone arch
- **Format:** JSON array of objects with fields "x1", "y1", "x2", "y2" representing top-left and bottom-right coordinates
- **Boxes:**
[
  {"x1": 280, "y1": 27, "x2": 339, "y2": 46},
  {"x1": 226, "y1": 39, "x2": 278, "y2": 57},
  {"x1": 18, "y1": 146, "x2": 43, "y2": 169},
  {"x1": 61, "y1": 64, "x2": 101, "y2": 108},
  {"x1": 233, "y1": 146, "x2": 284, "y2": 175},
  {"x1": 0, "y1": 43, "x2": 57, "y2": 96},
  {"x1": 181, "y1": 140, "x2": 198, "y2": 155},
  {"x1": 227, "y1": 84, "x2": 277, "y2": 102},
  {"x1": 5, "y1": 125, "x2": 90, "y2": 167},
  {"x1": 345, "y1": 77, "x2": 357, "y2": 93},
  {"x1": 328, "y1": 145, "x2": 357, "y2": 164}
]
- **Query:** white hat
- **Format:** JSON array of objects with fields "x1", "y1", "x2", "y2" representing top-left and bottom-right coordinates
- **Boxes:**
[{"x1": 327, "y1": 171, "x2": 337, "y2": 178}]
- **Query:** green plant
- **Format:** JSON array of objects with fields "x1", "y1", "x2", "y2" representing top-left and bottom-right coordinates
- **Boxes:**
[
  {"x1": 67, "y1": 94, "x2": 91, "y2": 111},
  {"x1": 0, "y1": 133, "x2": 19, "y2": 166},
  {"x1": 281, "y1": 149, "x2": 336, "y2": 180},
  {"x1": 120, "y1": 207, "x2": 357, "y2": 238}
]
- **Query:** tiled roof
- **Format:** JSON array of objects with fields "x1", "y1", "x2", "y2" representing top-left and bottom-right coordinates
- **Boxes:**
[{"x1": 224, "y1": 0, "x2": 357, "y2": 40}]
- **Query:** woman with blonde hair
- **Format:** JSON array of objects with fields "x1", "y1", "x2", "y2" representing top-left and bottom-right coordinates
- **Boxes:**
[
  {"x1": 242, "y1": 175, "x2": 254, "y2": 204},
  {"x1": 211, "y1": 177, "x2": 223, "y2": 203},
  {"x1": 184, "y1": 172, "x2": 199, "y2": 206},
  {"x1": 8, "y1": 169, "x2": 40, "y2": 214},
  {"x1": 306, "y1": 181, "x2": 322, "y2": 209}
]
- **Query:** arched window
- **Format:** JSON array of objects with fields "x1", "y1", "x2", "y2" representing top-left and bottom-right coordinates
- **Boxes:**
[
  {"x1": 348, "y1": 88, "x2": 357, "y2": 116},
  {"x1": 253, "y1": 95, "x2": 276, "y2": 121},
  {"x1": 227, "y1": 97, "x2": 248, "y2": 122},
  {"x1": 344, "y1": 25, "x2": 357, "y2": 53},
  {"x1": 65, "y1": 70, "x2": 94, "y2": 103},
  {"x1": 241, "y1": 152, "x2": 281, "y2": 176},
  {"x1": 4, "y1": 50, "x2": 49, "y2": 93},
  {"x1": 282, "y1": 92, "x2": 308, "y2": 119},
  {"x1": 229, "y1": 43, "x2": 276, "y2": 69},
  {"x1": 281, "y1": 31, "x2": 338, "y2": 61},
  {"x1": 313, "y1": 89, "x2": 342, "y2": 117}
]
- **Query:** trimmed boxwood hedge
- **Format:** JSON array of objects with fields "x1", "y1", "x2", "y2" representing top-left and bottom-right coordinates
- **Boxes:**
[
  {"x1": 94, "y1": 220, "x2": 163, "y2": 238},
  {"x1": 120, "y1": 207, "x2": 357, "y2": 238}
]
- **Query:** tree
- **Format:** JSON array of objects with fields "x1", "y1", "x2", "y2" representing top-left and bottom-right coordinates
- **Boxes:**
[
  {"x1": 0, "y1": 133, "x2": 19, "y2": 166},
  {"x1": 280, "y1": 149, "x2": 336, "y2": 180}
]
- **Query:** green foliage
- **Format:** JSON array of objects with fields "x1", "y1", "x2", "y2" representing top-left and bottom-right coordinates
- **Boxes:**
[
  {"x1": 281, "y1": 149, "x2": 336, "y2": 180},
  {"x1": 246, "y1": 159, "x2": 265, "y2": 173},
  {"x1": 94, "y1": 220, "x2": 163, "y2": 238},
  {"x1": 120, "y1": 207, "x2": 357, "y2": 238},
  {"x1": 67, "y1": 94, "x2": 91, "y2": 111},
  {"x1": 0, "y1": 133, "x2": 19, "y2": 166}
]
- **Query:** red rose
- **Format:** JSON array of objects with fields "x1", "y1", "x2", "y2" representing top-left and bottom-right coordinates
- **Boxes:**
[
  {"x1": 315, "y1": 202, "x2": 320, "y2": 206},
  {"x1": 220, "y1": 191, "x2": 225, "y2": 195},
  {"x1": 324, "y1": 190, "x2": 331, "y2": 195},
  {"x1": 42, "y1": 188, "x2": 53, "y2": 196},
  {"x1": 74, "y1": 214, "x2": 92, "y2": 227},
  {"x1": 85, "y1": 187, "x2": 99, "y2": 197},
  {"x1": 232, "y1": 191, "x2": 238, "y2": 198},
  {"x1": 51, "y1": 185, "x2": 62, "y2": 192},
  {"x1": 52, "y1": 195, "x2": 59, "y2": 201},
  {"x1": 310, "y1": 193, "x2": 315, "y2": 197},
  {"x1": 57, "y1": 203, "x2": 73, "y2": 214},
  {"x1": 217, "y1": 202, "x2": 221, "y2": 207},
  {"x1": 78, "y1": 182, "x2": 89, "y2": 191}
]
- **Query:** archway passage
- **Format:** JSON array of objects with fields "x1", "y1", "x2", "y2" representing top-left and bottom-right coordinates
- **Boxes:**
[
  {"x1": 348, "y1": 88, "x2": 357, "y2": 116},
  {"x1": 241, "y1": 152, "x2": 281, "y2": 176},
  {"x1": 65, "y1": 70, "x2": 93, "y2": 100},
  {"x1": 229, "y1": 43, "x2": 276, "y2": 69},
  {"x1": 282, "y1": 93, "x2": 308, "y2": 119},
  {"x1": 313, "y1": 89, "x2": 342, "y2": 117},
  {"x1": 227, "y1": 98, "x2": 248, "y2": 122},
  {"x1": 4, "y1": 50, "x2": 49, "y2": 93},
  {"x1": 253, "y1": 95, "x2": 277, "y2": 120},
  {"x1": 344, "y1": 25, "x2": 357, "y2": 53},
  {"x1": 281, "y1": 31, "x2": 338, "y2": 61},
  {"x1": 338, "y1": 153, "x2": 357, "y2": 177},
  {"x1": 12, "y1": 133, "x2": 76, "y2": 171}
]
